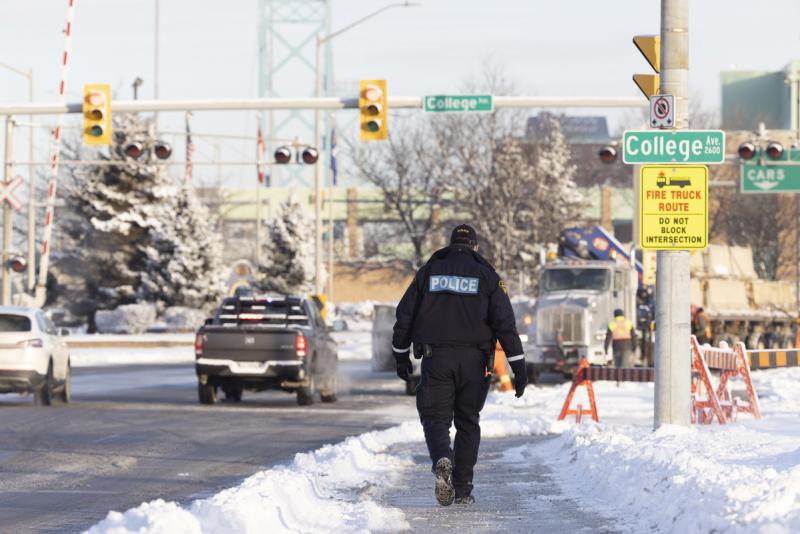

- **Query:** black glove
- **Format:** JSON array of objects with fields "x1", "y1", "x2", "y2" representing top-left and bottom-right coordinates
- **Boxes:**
[
  {"x1": 508, "y1": 357, "x2": 528, "y2": 398},
  {"x1": 394, "y1": 350, "x2": 413, "y2": 382}
]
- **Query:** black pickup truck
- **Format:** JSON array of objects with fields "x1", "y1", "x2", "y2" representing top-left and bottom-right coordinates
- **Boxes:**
[{"x1": 194, "y1": 294, "x2": 338, "y2": 406}]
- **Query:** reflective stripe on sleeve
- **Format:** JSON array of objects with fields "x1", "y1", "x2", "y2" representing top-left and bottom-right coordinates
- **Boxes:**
[
  {"x1": 392, "y1": 345, "x2": 411, "y2": 353},
  {"x1": 507, "y1": 354, "x2": 524, "y2": 362}
]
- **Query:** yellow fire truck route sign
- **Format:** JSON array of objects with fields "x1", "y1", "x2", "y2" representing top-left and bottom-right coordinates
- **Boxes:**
[{"x1": 639, "y1": 165, "x2": 708, "y2": 250}]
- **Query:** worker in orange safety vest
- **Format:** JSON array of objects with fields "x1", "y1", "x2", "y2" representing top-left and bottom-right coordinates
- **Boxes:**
[{"x1": 604, "y1": 308, "x2": 637, "y2": 368}]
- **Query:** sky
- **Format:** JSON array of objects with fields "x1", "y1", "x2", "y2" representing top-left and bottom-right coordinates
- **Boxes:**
[{"x1": 0, "y1": 0, "x2": 798, "y2": 188}]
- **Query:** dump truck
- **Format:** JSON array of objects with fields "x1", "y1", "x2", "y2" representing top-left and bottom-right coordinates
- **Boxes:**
[
  {"x1": 530, "y1": 227, "x2": 641, "y2": 376},
  {"x1": 690, "y1": 244, "x2": 797, "y2": 349}
]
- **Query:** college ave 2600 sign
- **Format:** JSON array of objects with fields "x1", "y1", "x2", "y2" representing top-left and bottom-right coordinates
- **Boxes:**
[
  {"x1": 639, "y1": 165, "x2": 708, "y2": 250},
  {"x1": 623, "y1": 130, "x2": 725, "y2": 164}
]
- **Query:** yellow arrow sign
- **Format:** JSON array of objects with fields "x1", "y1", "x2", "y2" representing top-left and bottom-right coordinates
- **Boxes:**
[
  {"x1": 633, "y1": 35, "x2": 660, "y2": 73},
  {"x1": 633, "y1": 74, "x2": 659, "y2": 99}
]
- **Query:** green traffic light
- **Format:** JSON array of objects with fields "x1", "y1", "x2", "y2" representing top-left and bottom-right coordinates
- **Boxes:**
[
  {"x1": 366, "y1": 120, "x2": 381, "y2": 133},
  {"x1": 89, "y1": 125, "x2": 104, "y2": 137}
]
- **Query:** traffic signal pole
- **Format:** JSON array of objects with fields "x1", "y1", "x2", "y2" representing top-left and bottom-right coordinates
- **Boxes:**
[
  {"x1": 2, "y1": 117, "x2": 14, "y2": 305},
  {"x1": 654, "y1": 0, "x2": 691, "y2": 428}
]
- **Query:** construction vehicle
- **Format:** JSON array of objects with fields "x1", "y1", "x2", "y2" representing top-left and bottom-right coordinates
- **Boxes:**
[
  {"x1": 530, "y1": 227, "x2": 644, "y2": 377},
  {"x1": 690, "y1": 244, "x2": 797, "y2": 349}
]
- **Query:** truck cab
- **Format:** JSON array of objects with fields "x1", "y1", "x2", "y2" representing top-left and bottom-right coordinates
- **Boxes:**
[{"x1": 532, "y1": 260, "x2": 637, "y2": 374}]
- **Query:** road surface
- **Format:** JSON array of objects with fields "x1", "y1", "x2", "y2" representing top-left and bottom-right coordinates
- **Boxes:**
[{"x1": 0, "y1": 360, "x2": 412, "y2": 533}]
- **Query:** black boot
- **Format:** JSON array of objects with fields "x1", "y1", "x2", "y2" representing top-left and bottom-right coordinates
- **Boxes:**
[
  {"x1": 454, "y1": 494, "x2": 475, "y2": 505},
  {"x1": 434, "y1": 458, "x2": 455, "y2": 506}
]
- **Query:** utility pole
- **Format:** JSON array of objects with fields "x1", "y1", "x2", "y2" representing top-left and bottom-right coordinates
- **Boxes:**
[
  {"x1": 654, "y1": 0, "x2": 691, "y2": 428},
  {"x1": 3, "y1": 117, "x2": 15, "y2": 305},
  {"x1": 153, "y1": 0, "x2": 160, "y2": 129}
]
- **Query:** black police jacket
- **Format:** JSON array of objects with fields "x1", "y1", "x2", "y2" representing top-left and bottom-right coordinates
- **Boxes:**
[{"x1": 391, "y1": 245, "x2": 523, "y2": 358}]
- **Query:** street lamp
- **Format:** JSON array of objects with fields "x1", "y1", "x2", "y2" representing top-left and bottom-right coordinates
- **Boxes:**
[
  {"x1": 0, "y1": 62, "x2": 35, "y2": 294},
  {"x1": 313, "y1": 1, "x2": 421, "y2": 297}
]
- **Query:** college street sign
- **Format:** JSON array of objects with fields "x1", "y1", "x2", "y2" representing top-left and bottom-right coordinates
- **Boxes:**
[
  {"x1": 639, "y1": 165, "x2": 708, "y2": 250},
  {"x1": 423, "y1": 95, "x2": 493, "y2": 113},
  {"x1": 623, "y1": 130, "x2": 726, "y2": 164}
]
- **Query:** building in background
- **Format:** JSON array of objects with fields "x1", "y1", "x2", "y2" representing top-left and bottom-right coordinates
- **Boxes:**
[{"x1": 721, "y1": 60, "x2": 800, "y2": 131}]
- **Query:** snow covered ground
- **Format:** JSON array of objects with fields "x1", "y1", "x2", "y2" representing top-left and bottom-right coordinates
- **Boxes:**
[{"x1": 84, "y1": 365, "x2": 800, "y2": 534}]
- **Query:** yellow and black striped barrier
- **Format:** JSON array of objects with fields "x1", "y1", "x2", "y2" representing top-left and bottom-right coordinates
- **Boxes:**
[
  {"x1": 586, "y1": 366, "x2": 654, "y2": 383},
  {"x1": 748, "y1": 350, "x2": 800, "y2": 370}
]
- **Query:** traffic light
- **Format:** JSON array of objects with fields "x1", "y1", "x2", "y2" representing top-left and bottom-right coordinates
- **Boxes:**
[
  {"x1": 154, "y1": 141, "x2": 172, "y2": 160},
  {"x1": 7, "y1": 256, "x2": 26, "y2": 273},
  {"x1": 766, "y1": 142, "x2": 784, "y2": 160},
  {"x1": 83, "y1": 83, "x2": 112, "y2": 145},
  {"x1": 274, "y1": 146, "x2": 292, "y2": 164},
  {"x1": 359, "y1": 79, "x2": 388, "y2": 141},
  {"x1": 123, "y1": 141, "x2": 144, "y2": 159},
  {"x1": 598, "y1": 146, "x2": 617, "y2": 163},
  {"x1": 301, "y1": 147, "x2": 318, "y2": 164},
  {"x1": 737, "y1": 142, "x2": 756, "y2": 160},
  {"x1": 632, "y1": 35, "x2": 660, "y2": 99}
]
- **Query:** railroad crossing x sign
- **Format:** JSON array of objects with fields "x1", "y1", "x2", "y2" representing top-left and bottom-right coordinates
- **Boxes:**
[{"x1": 0, "y1": 176, "x2": 24, "y2": 212}]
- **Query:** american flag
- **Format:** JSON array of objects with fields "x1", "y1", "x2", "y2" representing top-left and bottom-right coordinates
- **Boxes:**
[
  {"x1": 330, "y1": 127, "x2": 338, "y2": 186},
  {"x1": 257, "y1": 126, "x2": 266, "y2": 185},
  {"x1": 184, "y1": 112, "x2": 194, "y2": 184}
]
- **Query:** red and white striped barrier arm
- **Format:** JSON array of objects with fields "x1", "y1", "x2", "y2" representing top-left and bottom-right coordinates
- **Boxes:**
[{"x1": 35, "y1": 0, "x2": 76, "y2": 306}]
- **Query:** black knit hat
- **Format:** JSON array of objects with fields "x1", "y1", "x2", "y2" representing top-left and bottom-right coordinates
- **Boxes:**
[{"x1": 450, "y1": 224, "x2": 478, "y2": 247}]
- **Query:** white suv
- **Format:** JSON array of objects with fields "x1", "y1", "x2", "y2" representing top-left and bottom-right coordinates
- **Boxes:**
[{"x1": 0, "y1": 307, "x2": 71, "y2": 405}]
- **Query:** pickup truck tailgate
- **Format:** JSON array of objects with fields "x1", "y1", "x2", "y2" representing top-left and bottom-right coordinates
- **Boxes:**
[{"x1": 200, "y1": 329, "x2": 301, "y2": 362}]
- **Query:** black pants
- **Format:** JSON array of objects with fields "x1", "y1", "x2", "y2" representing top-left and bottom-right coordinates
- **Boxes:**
[{"x1": 416, "y1": 346, "x2": 490, "y2": 496}]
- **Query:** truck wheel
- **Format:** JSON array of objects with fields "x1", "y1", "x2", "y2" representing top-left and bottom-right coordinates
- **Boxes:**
[
  {"x1": 198, "y1": 383, "x2": 217, "y2": 404},
  {"x1": 405, "y1": 376, "x2": 420, "y2": 396},
  {"x1": 223, "y1": 385, "x2": 243, "y2": 402},
  {"x1": 297, "y1": 375, "x2": 315, "y2": 406},
  {"x1": 319, "y1": 374, "x2": 337, "y2": 403},
  {"x1": 34, "y1": 361, "x2": 54, "y2": 406}
]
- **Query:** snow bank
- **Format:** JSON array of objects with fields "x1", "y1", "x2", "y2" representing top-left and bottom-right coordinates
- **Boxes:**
[
  {"x1": 85, "y1": 423, "x2": 422, "y2": 534},
  {"x1": 517, "y1": 367, "x2": 800, "y2": 533},
  {"x1": 84, "y1": 390, "x2": 564, "y2": 534},
  {"x1": 70, "y1": 347, "x2": 194, "y2": 367}
]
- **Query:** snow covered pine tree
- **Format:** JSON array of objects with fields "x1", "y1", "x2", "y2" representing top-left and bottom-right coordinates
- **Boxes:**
[
  {"x1": 54, "y1": 113, "x2": 224, "y2": 326},
  {"x1": 259, "y1": 195, "x2": 323, "y2": 295}
]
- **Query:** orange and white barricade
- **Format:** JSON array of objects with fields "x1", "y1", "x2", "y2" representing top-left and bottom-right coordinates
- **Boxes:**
[
  {"x1": 557, "y1": 359, "x2": 655, "y2": 423},
  {"x1": 691, "y1": 336, "x2": 761, "y2": 424}
]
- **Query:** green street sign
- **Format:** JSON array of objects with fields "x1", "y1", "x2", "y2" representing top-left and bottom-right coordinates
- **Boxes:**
[
  {"x1": 423, "y1": 95, "x2": 493, "y2": 113},
  {"x1": 622, "y1": 130, "x2": 726, "y2": 164},
  {"x1": 741, "y1": 163, "x2": 800, "y2": 193}
]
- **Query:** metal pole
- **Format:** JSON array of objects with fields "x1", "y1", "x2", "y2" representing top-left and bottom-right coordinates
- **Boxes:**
[
  {"x1": 327, "y1": 150, "x2": 334, "y2": 303},
  {"x1": 313, "y1": 35, "x2": 323, "y2": 295},
  {"x1": 3, "y1": 117, "x2": 14, "y2": 305},
  {"x1": 26, "y1": 70, "x2": 35, "y2": 293},
  {"x1": 255, "y1": 183, "x2": 262, "y2": 267},
  {"x1": 654, "y1": 0, "x2": 691, "y2": 428},
  {"x1": 153, "y1": 0, "x2": 159, "y2": 129}
]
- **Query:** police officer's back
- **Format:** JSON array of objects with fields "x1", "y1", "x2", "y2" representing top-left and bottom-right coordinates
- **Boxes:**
[{"x1": 392, "y1": 224, "x2": 527, "y2": 507}]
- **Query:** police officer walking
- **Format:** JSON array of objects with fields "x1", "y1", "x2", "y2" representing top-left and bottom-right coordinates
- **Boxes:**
[
  {"x1": 604, "y1": 308, "x2": 637, "y2": 368},
  {"x1": 392, "y1": 224, "x2": 526, "y2": 507}
]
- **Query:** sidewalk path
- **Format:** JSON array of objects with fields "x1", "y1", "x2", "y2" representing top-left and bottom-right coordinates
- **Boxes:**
[{"x1": 380, "y1": 435, "x2": 619, "y2": 534}]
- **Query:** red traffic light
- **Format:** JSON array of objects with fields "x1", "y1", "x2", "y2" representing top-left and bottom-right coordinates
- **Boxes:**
[
  {"x1": 274, "y1": 146, "x2": 292, "y2": 164},
  {"x1": 737, "y1": 142, "x2": 756, "y2": 160},
  {"x1": 86, "y1": 91, "x2": 106, "y2": 107},
  {"x1": 154, "y1": 141, "x2": 172, "y2": 160},
  {"x1": 123, "y1": 141, "x2": 144, "y2": 159},
  {"x1": 766, "y1": 142, "x2": 783, "y2": 160},
  {"x1": 598, "y1": 146, "x2": 617, "y2": 164},
  {"x1": 301, "y1": 147, "x2": 318, "y2": 164},
  {"x1": 7, "y1": 256, "x2": 26, "y2": 273}
]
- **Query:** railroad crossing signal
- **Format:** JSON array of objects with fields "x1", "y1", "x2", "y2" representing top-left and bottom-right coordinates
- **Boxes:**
[
  {"x1": 82, "y1": 83, "x2": 112, "y2": 145},
  {"x1": 359, "y1": 80, "x2": 388, "y2": 141},
  {"x1": 633, "y1": 35, "x2": 660, "y2": 99}
]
